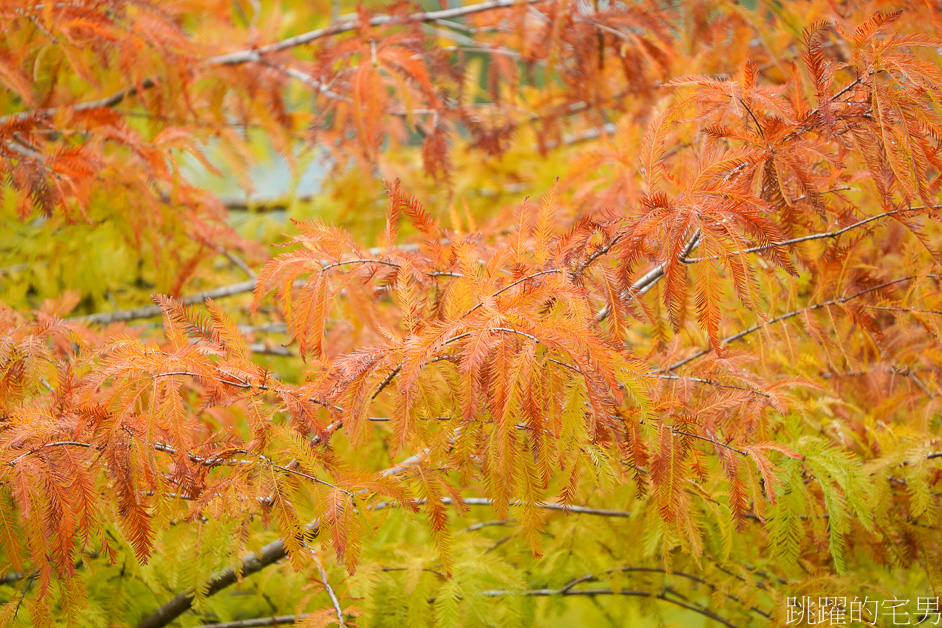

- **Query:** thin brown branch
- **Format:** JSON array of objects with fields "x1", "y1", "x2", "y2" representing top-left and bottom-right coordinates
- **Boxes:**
[
  {"x1": 738, "y1": 98, "x2": 768, "y2": 149},
  {"x1": 73, "y1": 243, "x2": 426, "y2": 326},
  {"x1": 579, "y1": 232, "x2": 626, "y2": 272},
  {"x1": 371, "y1": 270, "x2": 566, "y2": 400},
  {"x1": 71, "y1": 280, "x2": 259, "y2": 325},
  {"x1": 652, "y1": 373, "x2": 771, "y2": 398},
  {"x1": 640, "y1": 420, "x2": 748, "y2": 457},
  {"x1": 195, "y1": 616, "x2": 304, "y2": 628},
  {"x1": 783, "y1": 72, "x2": 871, "y2": 141},
  {"x1": 663, "y1": 274, "x2": 940, "y2": 372},
  {"x1": 477, "y1": 588, "x2": 741, "y2": 628},
  {"x1": 462, "y1": 269, "x2": 563, "y2": 318},
  {"x1": 369, "y1": 496, "x2": 632, "y2": 518},
  {"x1": 861, "y1": 305, "x2": 942, "y2": 316},
  {"x1": 682, "y1": 204, "x2": 942, "y2": 263},
  {"x1": 212, "y1": 0, "x2": 543, "y2": 64},
  {"x1": 3, "y1": 0, "x2": 543, "y2": 125},
  {"x1": 557, "y1": 566, "x2": 772, "y2": 619},
  {"x1": 370, "y1": 325, "x2": 544, "y2": 400},
  {"x1": 381, "y1": 566, "x2": 448, "y2": 578},
  {"x1": 594, "y1": 230, "x2": 701, "y2": 324},
  {"x1": 137, "y1": 449, "x2": 421, "y2": 628}
]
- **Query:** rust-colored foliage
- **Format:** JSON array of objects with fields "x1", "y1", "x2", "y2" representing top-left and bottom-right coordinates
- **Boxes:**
[{"x1": 2, "y1": 1, "x2": 942, "y2": 627}]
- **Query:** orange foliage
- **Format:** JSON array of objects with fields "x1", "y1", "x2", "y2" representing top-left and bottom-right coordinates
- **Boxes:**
[{"x1": 1, "y1": 1, "x2": 942, "y2": 627}]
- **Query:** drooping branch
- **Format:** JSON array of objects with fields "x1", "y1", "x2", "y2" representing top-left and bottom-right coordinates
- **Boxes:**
[
  {"x1": 557, "y1": 566, "x2": 772, "y2": 619},
  {"x1": 367, "y1": 229, "x2": 703, "y2": 402},
  {"x1": 6, "y1": 435, "x2": 351, "y2": 495},
  {"x1": 73, "y1": 239, "x2": 434, "y2": 326},
  {"x1": 192, "y1": 583, "x2": 747, "y2": 628}
]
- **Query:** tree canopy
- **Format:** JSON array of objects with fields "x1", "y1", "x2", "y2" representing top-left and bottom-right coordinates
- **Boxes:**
[{"x1": 1, "y1": 0, "x2": 942, "y2": 626}]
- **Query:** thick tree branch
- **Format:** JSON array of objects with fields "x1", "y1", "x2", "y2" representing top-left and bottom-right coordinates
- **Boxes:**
[
  {"x1": 136, "y1": 494, "x2": 631, "y2": 628},
  {"x1": 136, "y1": 529, "x2": 308, "y2": 628}
]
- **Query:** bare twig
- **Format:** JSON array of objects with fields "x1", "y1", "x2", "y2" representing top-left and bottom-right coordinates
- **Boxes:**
[
  {"x1": 220, "y1": 249, "x2": 256, "y2": 279},
  {"x1": 652, "y1": 373, "x2": 771, "y2": 398},
  {"x1": 476, "y1": 588, "x2": 741, "y2": 628},
  {"x1": 594, "y1": 230, "x2": 701, "y2": 323},
  {"x1": 311, "y1": 549, "x2": 346, "y2": 627},
  {"x1": 71, "y1": 280, "x2": 259, "y2": 325},
  {"x1": 195, "y1": 616, "x2": 305, "y2": 628},
  {"x1": 663, "y1": 274, "x2": 939, "y2": 373},
  {"x1": 3, "y1": 0, "x2": 543, "y2": 125},
  {"x1": 136, "y1": 527, "x2": 313, "y2": 628},
  {"x1": 369, "y1": 496, "x2": 632, "y2": 518},
  {"x1": 682, "y1": 204, "x2": 942, "y2": 264},
  {"x1": 557, "y1": 566, "x2": 771, "y2": 619},
  {"x1": 73, "y1": 243, "x2": 427, "y2": 326}
]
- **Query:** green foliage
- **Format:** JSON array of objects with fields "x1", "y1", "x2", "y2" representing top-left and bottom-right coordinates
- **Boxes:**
[{"x1": 2, "y1": 1, "x2": 942, "y2": 627}]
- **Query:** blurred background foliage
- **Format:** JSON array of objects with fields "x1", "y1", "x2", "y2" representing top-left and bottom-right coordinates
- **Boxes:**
[{"x1": 3, "y1": 0, "x2": 942, "y2": 625}]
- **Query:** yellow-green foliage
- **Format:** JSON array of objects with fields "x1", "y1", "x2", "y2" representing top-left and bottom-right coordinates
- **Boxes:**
[{"x1": 1, "y1": 1, "x2": 942, "y2": 627}]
